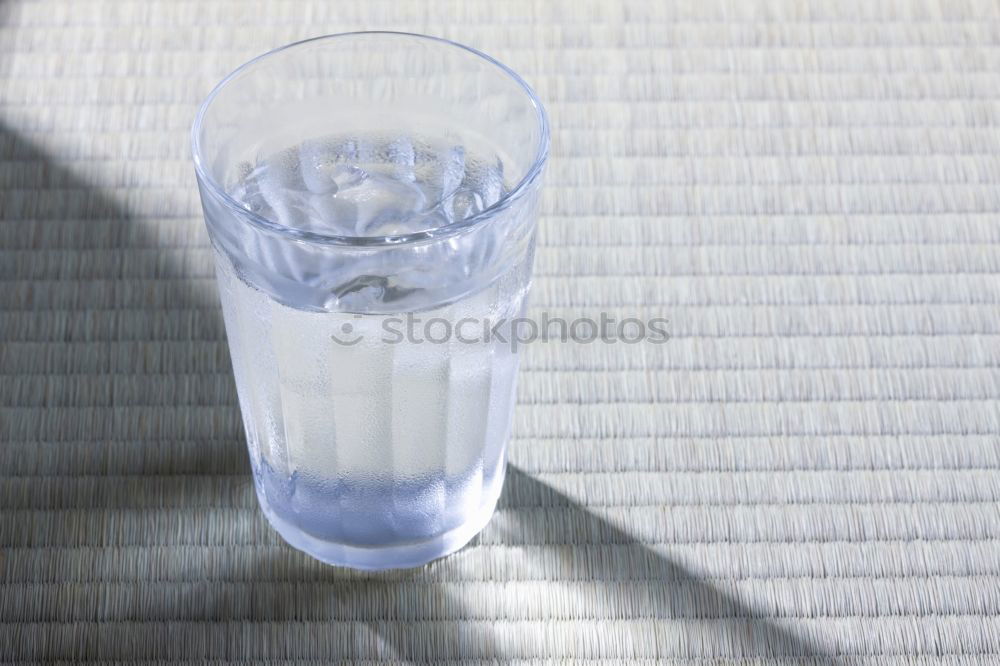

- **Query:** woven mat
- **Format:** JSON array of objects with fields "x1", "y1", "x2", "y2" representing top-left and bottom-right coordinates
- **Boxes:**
[{"x1": 3, "y1": 0, "x2": 1000, "y2": 662}]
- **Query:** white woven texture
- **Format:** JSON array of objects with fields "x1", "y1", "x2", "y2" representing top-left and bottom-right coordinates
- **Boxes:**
[{"x1": 2, "y1": 0, "x2": 1000, "y2": 662}]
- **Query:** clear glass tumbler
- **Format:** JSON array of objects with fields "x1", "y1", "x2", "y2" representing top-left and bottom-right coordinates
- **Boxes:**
[{"x1": 191, "y1": 32, "x2": 548, "y2": 569}]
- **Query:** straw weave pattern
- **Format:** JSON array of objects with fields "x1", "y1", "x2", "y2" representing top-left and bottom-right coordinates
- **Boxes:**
[{"x1": 2, "y1": 0, "x2": 1000, "y2": 662}]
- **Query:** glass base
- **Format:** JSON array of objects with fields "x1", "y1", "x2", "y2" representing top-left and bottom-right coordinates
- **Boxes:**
[{"x1": 255, "y1": 477, "x2": 503, "y2": 570}]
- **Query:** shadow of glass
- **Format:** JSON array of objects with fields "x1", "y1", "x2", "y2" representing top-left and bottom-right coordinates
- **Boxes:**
[
  {"x1": 188, "y1": 465, "x2": 822, "y2": 661},
  {"x1": 500, "y1": 465, "x2": 822, "y2": 659}
]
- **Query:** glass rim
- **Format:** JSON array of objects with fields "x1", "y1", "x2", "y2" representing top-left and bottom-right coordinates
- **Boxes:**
[{"x1": 191, "y1": 31, "x2": 550, "y2": 248}]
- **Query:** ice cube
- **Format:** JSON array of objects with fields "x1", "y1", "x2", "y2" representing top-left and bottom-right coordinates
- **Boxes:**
[
  {"x1": 299, "y1": 139, "x2": 340, "y2": 194},
  {"x1": 470, "y1": 156, "x2": 505, "y2": 209},
  {"x1": 329, "y1": 164, "x2": 369, "y2": 191},
  {"x1": 308, "y1": 192, "x2": 359, "y2": 235},
  {"x1": 255, "y1": 150, "x2": 312, "y2": 228},
  {"x1": 341, "y1": 171, "x2": 428, "y2": 236},
  {"x1": 386, "y1": 136, "x2": 417, "y2": 183},
  {"x1": 410, "y1": 143, "x2": 465, "y2": 219},
  {"x1": 448, "y1": 187, "x2": 485, "y2": 221},
  {"x1": 262, "y1": 148, "x2": 308, "y2": 190},
  {"x1": 439, "y1": 144, "x2": 466, "y2": 201}
]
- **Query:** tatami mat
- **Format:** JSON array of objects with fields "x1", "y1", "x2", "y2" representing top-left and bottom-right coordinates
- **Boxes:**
[{"x1": 2, "y1": 0, "x2": 1000, "y2": 662}]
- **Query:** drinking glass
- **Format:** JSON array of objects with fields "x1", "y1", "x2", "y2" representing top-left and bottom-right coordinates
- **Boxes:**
[{"x1": 191, "y1": 32, "x2": 548, "y2": 569}]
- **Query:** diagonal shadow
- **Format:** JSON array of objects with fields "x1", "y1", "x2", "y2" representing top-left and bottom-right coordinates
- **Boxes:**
[
  {"x1": 0, "y1": 119, "x2": 246, "y2": 472},
  {"x1": 500, "y1": 465, "x2": 824, "y2": 659},
  {"x1": 0, "y1": 120, "x2": 245, "y2": 659},
  {"x1": 228, "y1": 466, "x2": 824, "y2": 661},
  {"x1": 0, "y1": 121, "x2": 822, "y2": 662}
]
